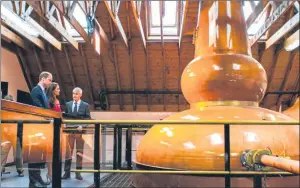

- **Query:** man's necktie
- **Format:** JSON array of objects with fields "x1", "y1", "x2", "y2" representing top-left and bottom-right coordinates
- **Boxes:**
[
  {"x1": 74, "y1": 102, "x2": 78, "y2": 113},
  {"x1": 42, "y1": 91, "x2": 48, "y2": 106}
]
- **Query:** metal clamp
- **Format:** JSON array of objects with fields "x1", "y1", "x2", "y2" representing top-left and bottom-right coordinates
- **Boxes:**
[{"x1": 241, "y1": 149, "x2": 272, "y2": 171}]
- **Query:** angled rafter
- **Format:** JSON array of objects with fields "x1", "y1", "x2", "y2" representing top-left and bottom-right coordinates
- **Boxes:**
[
  {"x1": 99, "y1": 55, "x2": 110, "y2": 110},
  {"x1": 63, "y1": 46, "x2": 76, "y2": 88},
  {"x1": 160, "y1": 1, "x2": 166, "y2": 111},
  {"x1": 48, "y1": 46, "x2": 67, "y2": 100},
  {"x1": 177, "y1": 43, "x2": 181, "y2": 112},
  {"x1": 294, "y1": 1, "x2": 300, "y2": 11},
  {"x1": 109, "y1": 18, "x2": 123, "y2": 110},
  {"x1": 1, "y1": 25, "x2": 25, "y2": 49},
  {"x1": 246, "y1": 0, "x2": 269, "y2": 28},
  {"x1": 284, "y1": 29, "x2": 299, "y2": 51},
  {"x1": 275, "y1": 52, "x2": 297, "y2": 109},
  {"x1": 130, "y1": 1, "x2": 146, "y2": 50},
  {"x1": 249, "y1": 1, "x2": 296, "y2": 46},
  {"x1": 26, "y1": 1, "x2": 79, "y2": 50},
  {"x1": 80, "y1": 45, "x2": 95, "y2": 108},
  {"x1": 179, "y1": 1, "x2": 189, "y2": 49},
  {"x1": 261, "y1": 44, "x2": 284, "y2": 106},
  {"x1": 1, "y1": 4, "x2": 45, "y2": 50},
  {"x1": 22, "y1": 10, "x2": 62, "y2": 51},
  {"x1": 266, "y1": 12, "x2": 299, "y2": 49},
  {"x1": 143, "y1": 1, "x2": 150, "y2": 111},
  {"x1": 51, "y1": 1, "x2": 89, "y2": 42},
  {"x1": 33, "y1": 46, "x2": 43, "y2": 72},
  {"x1": 16, "y1": 46, "x2": 34, "y2": 90},
  {"x1": 126, "y1": 2, "x2": 136, "y2": 111},
  {"x1": 104, "y1": 1, "x2": 128, "y2": 47}
]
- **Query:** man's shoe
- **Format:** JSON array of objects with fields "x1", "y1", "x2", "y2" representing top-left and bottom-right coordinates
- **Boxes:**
[
  {"x1": 62, "y1": 172, "x2": 71, "y2": 179},
  {"x1": 75, "y1": 173, "x2": 83, "y2": 180},
  {"x1": 17, "y1": 170, "x2": 24, "y2": 177},
  {"x1": 29, "y1": 182, "x2": 47, "y2": 188}
]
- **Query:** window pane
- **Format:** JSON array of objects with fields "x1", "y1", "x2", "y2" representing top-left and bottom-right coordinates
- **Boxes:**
[
  {"x1": 73, "y1": 3, "x2": 88, "y2": 28},
  {"x1": 162, "y1": 1, "x2": 177, "y2": 26},
  {"x1": 150, "y1": 1, "x2": 160, "y2": 27}
]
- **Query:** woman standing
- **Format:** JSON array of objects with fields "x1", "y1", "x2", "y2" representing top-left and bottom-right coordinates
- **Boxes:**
[{"x1": 45, "y1": 82, "x2": 61, "y2": 183}]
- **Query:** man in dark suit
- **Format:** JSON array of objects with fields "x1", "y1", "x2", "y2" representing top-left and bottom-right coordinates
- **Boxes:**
[
  {"x1": 62, "y1": 87, "x2": 91, "y2": 180},
  {"x1": 29, "y1": 71, "x2": 52, "y2": 188}
]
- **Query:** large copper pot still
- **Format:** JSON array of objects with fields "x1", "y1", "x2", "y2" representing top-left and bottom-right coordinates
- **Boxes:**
[{"x1": 133, "y1": 1, "x2": 299, "y2": 187}]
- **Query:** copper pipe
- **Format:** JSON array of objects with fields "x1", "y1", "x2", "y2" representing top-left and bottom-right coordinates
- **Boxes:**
[{"x1": 260, "y1": 155, "x2": 300, "y2": 174}]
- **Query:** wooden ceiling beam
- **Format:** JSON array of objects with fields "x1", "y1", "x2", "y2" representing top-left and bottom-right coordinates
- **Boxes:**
[
  {"x1": 261, "y1": 44, "x2": 284, "y2": 106},
  {"x1": 126, "y1": 2, "x2": 136, "y2": 111},
  {"x1": 26, "y1": 1, "x2": 79, "y2": 50},
  {"x1": 109, "y1": 18, "x2": 123, "y2": 111},
  {"x1": 1, "y1": 4, "x2": 45, "y2": 50},
  {"x1": 104, "y1": 1, "x2": 128, "y2": 48},
  {"x1": 99, "y1": 55, "x2": 110, "y2": 110},
  {"x1": 294, "y1": 1, "x2": 300, "y2": 11},
  {"x1": 16, "y1": 46, "x2": 34, "y2": 90},
  {"x1": 22, "y1": 13, "x2": 62, "y2": 51},
  {"x1": 284, "y1": 29, "x2": 300, "y2": 51},
  {"x1": 246, "y1": 0, "x2": 269, "y2": 28},
  {"x1": 249, "y1": 1, "x2": 296, "y2": 46},
  {"x1": 1, "y1": 25, "x2": 25, "y2": 49},
  {"x1": 80, "y1": 45, "x2": 95, "y2": 109},
  {"x1": 160, "y1": 1, "x2": 166, "y2": 111},
  {"x1": 266, "y1": 12, "x2": 299, "y2": 49},
  {"x1": 130, "y1": 1, "x2": 146, "y2": 50},
  {"x1": 275, "y1": 51, "x2": 297, "y2": 109},
  {"x1": 33, "y1": 46, "x2": 43, "y2": 72},
  {"x1": 63, "y1": 46, "x2": 76, "y2": 88},
  {"x1": 179, "y1": 1, "x2": 189, "y2": 50},
  {"x1": 50, "y1": 1, "x2": 89, "y2": 43},
  {"x1": 48, "y1": 46, "x2": 67, "y2": 100},
  {"x1": 177, "y1": 43, "x2": 181, "y2": 112}
]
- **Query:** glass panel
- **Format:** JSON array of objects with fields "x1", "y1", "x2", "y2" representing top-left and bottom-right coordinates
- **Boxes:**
[
  {"x1": 162, "y1": 1, "x2": 177, "y2": 27},
  {"x1": 72, "y1": 3, "x2": 88, "y2": 29},
  {"x1": 150, "y1": 1, "x2": 160, "y2": 27}
]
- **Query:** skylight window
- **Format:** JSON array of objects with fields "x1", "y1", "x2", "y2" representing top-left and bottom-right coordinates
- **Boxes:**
[
  {"x1": 149, "y1": 1, "x2": 179, "y2": 36},
  {"x1": 63, "y1": 3, "x2": 88, "y2": 41}
]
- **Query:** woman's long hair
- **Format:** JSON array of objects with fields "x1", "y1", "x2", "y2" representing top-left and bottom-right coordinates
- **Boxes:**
[{"x1": 46, "y1": 82, "x2": 59, "y2": 108}]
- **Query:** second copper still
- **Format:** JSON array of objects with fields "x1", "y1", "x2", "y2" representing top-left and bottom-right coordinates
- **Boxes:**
[{"x1": 133, "y1": 1, "x2": 299, "y2": 187}]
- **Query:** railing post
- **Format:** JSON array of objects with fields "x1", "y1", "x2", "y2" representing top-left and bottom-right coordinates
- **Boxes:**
[
  {"x1": 253, "y1": 175, "x2": 262, "y2": 188},
  {"x1": 113, "y1": 127, "x2": 118, "y2": 169},
  {"x1": 16, "y1": 121, "x2": 23, "y2": 171},
  {"x1": 52, "y1": 118, "x2": 62, "y2": 188},
  {"x1": 126, "y1": 127, "x2": 132, "y2": 170},
  {"x1": 101, "y1": 127, "x2": 106, "y2": 169},
  {"x1": 224, "y1": 124, "x2": 230, "y2": 188},
  {"x1": 94, "y1": 124, "x2": 100, "y2": 188},
  {"x1": 117, "y1": 127, "x2": 122, "y2": 169}
]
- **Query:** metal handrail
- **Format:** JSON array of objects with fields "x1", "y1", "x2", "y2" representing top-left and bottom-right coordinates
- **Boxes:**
[
  {"x1": 70, "y1": 169, "x2": 294, "y2": 175},
  {"x1": 1, "y1": 120, "x2": 51, "y2": 124},
  {"x1": 63, "y1": 120, "x2": 300, "y2": 125}
]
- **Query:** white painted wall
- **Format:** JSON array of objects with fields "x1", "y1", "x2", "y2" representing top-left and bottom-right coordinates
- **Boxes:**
[{"x1": 1, "y1": 47, "x2": 29, "y2": 100}]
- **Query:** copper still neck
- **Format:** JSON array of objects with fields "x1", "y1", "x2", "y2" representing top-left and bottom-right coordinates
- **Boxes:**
[
  {"x1": 195, "y1": 1, "x2": 251, "y2": 57},
  {"x1": 181, "y1": 1, "x2": 267, "y2": 106}
]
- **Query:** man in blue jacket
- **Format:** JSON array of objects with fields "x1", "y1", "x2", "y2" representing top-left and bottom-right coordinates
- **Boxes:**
[{"x1": 29, "y1": 71, "x2": 52, "y2": 188}]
